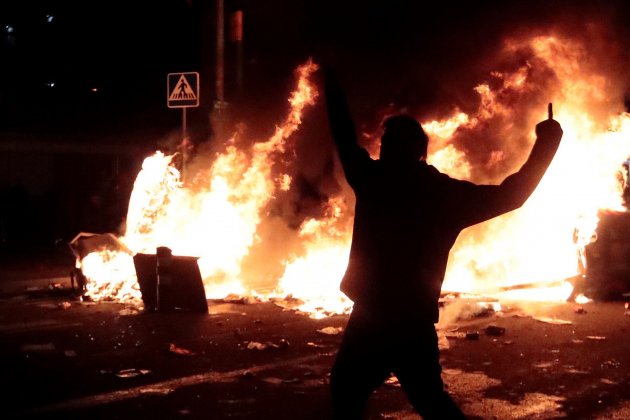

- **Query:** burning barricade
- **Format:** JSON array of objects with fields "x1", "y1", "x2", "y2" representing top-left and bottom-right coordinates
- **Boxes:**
[{"x1": 69, "y1": 30, "x2": 630, "y2": 319}]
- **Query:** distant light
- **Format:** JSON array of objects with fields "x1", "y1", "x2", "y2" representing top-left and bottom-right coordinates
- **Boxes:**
[
  {"x1": 5, "y1": 25, "x2": 14, "y2": 34},
  {"x1": 91, "y1": 87, "x2": 99, "y2": 93},
  {"x1": 46, "y1": 15, "x2": 54, "y2": 23},
  {"x1": 46, "y1": 82, "x2": 55, "y2": 88}
]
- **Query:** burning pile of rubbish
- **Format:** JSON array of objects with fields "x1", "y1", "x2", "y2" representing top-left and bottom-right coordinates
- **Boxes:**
[{"x1": 71, "y1": 30, "x2": 630, "y2": 319}]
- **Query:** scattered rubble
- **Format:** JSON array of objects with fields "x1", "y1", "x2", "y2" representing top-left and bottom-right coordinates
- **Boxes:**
[
  {"x1": 168, "y1": 343, "x2": 196, "y2": 356},
  {"x1": 316, "y1": 326, "x2": 343, "y2": 335},
  {"x1": 58, "y1": 301, "x2": 72, "y2": 310},
  {"x1": 444, "y1": 332, "x2": 467, "y2": 339},
  {"x1": 247, "y1": 341, "x2": 268, "y2": 350},
  {"x1": 221, "y1": 294, "x2": 260, "y2": 305},
  {"x1": 585, "y1": 336, "x2": 606, "y2": 341},
  {"x1": 245, "y1": 339, "x2": 290, "y2": 351},
  {"x1": 118, "y1": 308, "x2": 140, "y2": 316},
  {"x1": 532, "y1": 316, "x2": 572, "y2": 325},
  {"x1": 465, "y1": 331, "x2": 480, "y2": 340},
  {"x1": 115, "y1": 368, "x2": 151, "y2": 378},
  {"x1": 484, "y1": 325, "x2": 506, "y2": 336},
  {"x1": 601, "y1": 359, "x2": 621, "y2": 369},
  {"x1": 384, "y1": 376, "x2": 401, "y2": 387}
]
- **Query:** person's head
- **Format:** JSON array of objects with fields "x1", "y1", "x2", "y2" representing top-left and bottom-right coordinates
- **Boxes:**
[{"x1": 379, "y1": 115, "x2": 428, "y2": 163}]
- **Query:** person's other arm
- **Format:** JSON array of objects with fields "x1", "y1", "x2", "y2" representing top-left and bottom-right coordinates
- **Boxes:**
[
  {"x1": 454, "y1": 117, "x2": 563, "y2": 228},
  {"x1": 324, "y1": 69, "x2": 371, "y2": 188}
]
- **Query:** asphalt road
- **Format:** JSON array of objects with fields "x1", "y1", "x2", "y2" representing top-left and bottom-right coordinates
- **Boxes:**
[{"x1": 0, "y1": 276, "x2": 629, "y2": 419}]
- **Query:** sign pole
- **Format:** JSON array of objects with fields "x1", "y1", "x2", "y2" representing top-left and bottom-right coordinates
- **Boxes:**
[
  {"x1": 182, "y1": 107, "x2": 188, "y2": 183},
  {"x1": 167, "y1": 71, "x2": 199, "y2": 184}
]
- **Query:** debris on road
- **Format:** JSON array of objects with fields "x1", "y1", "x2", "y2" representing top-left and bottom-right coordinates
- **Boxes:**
[
  {"x1": 118, "y1": 308, "x2": 140, "y2": 316},
  {"x1": 385, "y1": 376, "x2": 401, "y2": 387},
  {"x1": 245, "y1": 339, "x2": 290, "y2": 351},
  {"x1": 484, "y1": 325, "x2": 506, "y2": 336},
  {"x1": 58, "y1": 301, "x2": 72, "y2": 310},
  {"x1": 277, "y1": 338, "x2": 290, "y2": 349},
  {"x1": 221, "y1": 294, "x2": 259, "y2": 305},
  {"x1": 574, "y1": 306, "x2": 587, "y2": 314},
  {"x1": 115, "y1": 368, "x2": 151, "y2": 378},
  {"x1": 465, "y1": 331, "x2": 480, "y2": 340},
  {"x1": 246, "y1": 341, "x2": 268, "y2": 350},
  {"x1": 585, "y1": 336, "x2": 606, "y2": 341},
  {"x1": 533, "y1": 316, "x2": 572, "y2": 325},
  {"x1": 601, "y1": 359, "x2": 621, "y2": 369},
  {"x1": 316, "y1": 326, "x2": 343, "y2": 335},
  {"x1": 169, "y1": 343, "x2": 196, "y2": 356}
]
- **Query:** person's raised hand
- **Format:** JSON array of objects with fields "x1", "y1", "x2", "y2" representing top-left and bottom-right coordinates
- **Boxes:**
[{"x1": 535, "y1": 103, "x2": 563, "y2": 143}]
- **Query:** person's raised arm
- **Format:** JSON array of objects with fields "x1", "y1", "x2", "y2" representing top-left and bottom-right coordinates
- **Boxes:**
[
  {"x1": 454, "y1": 108, "x2": 563, "y2": 228},
  {"x1": 324, "y1": 68, "x2": 371, "y2": 187}
]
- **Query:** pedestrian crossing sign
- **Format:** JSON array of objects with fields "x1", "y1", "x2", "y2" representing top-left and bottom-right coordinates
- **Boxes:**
[{"x1": 167, "y1": 72, "x2": 200, "y2": 108}]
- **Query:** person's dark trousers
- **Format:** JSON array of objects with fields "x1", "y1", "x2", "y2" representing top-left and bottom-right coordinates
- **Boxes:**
[{"x1": 330, "y1": 306, "x2": 466, "y2": 419}]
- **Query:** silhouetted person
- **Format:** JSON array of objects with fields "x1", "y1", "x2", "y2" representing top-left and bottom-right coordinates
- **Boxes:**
[{"x1": 324, "y1": 69, "x2": 563, "y2": 419}]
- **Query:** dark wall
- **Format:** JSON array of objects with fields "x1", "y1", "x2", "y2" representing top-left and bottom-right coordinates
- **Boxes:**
[{"x1": 0, "y1": 148, "x2": 141, "y2": 251}]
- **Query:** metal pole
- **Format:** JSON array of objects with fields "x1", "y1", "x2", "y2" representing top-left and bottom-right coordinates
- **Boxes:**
[
  {"x1": 182, "y1": 107, "x2": 187, "y2": 182},
  {"x1": 216, "y1": 0, "x2": 225, "y2": 104},
  {"x1": 214, "y1": 0, "x2": 225, "y2": 141},
  {"x1": 231, "y1": 10, "x2": 244, "y2": 94}
]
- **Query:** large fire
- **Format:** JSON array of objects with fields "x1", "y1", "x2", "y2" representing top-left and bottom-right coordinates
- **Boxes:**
[{"x1": 78, "y1": 33, "x2": 630, "y2": 318}]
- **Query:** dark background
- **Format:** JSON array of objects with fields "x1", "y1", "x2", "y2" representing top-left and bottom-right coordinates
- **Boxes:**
[{"x1": 1, "y1": 0, "x2": 630, "y2": 256}]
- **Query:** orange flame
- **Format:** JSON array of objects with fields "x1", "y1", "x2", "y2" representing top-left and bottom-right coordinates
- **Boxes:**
[{"x1": 80, "y1": 33, "x2": 630, "y2": 316}]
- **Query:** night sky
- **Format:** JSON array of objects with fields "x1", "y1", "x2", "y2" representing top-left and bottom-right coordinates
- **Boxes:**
[{"x1": 2, "y1": 0, "x2": 629, "y2": 142}]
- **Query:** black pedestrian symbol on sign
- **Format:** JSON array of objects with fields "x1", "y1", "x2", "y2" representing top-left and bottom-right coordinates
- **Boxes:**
[
  {"x1": 169, "y1": 75, "x2": 197, "y2": 101},
  {"x1": 167, "y1": 72, "x2": 199, "y2": 108}
]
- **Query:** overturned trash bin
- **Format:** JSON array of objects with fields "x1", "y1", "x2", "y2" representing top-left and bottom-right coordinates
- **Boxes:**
[
  {"x1": 69, "y1": 232, "x2": 133, "y2": 296},
  {"x1": 133, "y1": 247, "x2": 208, "y2": 313}
]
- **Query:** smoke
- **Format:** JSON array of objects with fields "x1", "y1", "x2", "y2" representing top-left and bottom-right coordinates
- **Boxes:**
[{"x1": 146, "y1": 3, "x2": 630, "y2": 296}]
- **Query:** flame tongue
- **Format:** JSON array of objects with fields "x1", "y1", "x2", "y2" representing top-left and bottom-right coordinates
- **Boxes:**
[
  {"x1": 81, "y1": 32, "x2": 629, "y2": 316},
  {"x1": 79, "y1": 61, "x2": 320, "y2": 303}
]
